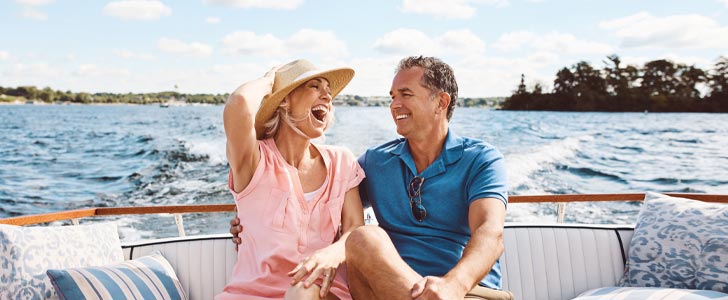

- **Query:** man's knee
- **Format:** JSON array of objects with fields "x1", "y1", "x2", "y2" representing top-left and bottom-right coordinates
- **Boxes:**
[{"x1": 346, "y1": 226, "x2": 388, "y2": 254}]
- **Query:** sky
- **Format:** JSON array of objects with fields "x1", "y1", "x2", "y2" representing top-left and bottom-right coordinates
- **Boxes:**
[{"x1": 1, "y1": 0, "x2": 728, "y2": 97}]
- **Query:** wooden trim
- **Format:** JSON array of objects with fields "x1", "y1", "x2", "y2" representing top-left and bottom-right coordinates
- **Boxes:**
[
  {"x1": 0, "y1": 209, "x2": 98, "y2": 226},
  {"x1": 95, "y1": 204, "x2": 235, "y2": 216},
  {"x1": 1, "y1": 194, "x2": 726, "y2": 226}
]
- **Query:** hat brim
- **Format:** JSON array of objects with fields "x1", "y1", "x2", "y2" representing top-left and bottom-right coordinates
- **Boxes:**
[{"x1": 254, "y1": 67, "x2": 355, "y2": 140}]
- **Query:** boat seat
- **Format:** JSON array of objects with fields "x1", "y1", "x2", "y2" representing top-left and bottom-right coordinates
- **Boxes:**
[{"x1": 122, "y1": 224, "x2": 635, "y2": 300}]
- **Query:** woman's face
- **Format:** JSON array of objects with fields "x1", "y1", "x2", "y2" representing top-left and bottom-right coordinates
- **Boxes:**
[{"x1": 284, "y1": 77, "x2": 333, "y2": 138}]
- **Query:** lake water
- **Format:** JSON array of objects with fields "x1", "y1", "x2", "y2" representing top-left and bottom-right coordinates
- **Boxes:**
[{"x1": 1, "y1": 105, "x2": 727, "y2": 241}]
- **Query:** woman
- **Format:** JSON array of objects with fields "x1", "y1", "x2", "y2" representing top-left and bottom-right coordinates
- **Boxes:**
[{"x1": 216, "y1": 59, "x2": 364, "y2": 300}]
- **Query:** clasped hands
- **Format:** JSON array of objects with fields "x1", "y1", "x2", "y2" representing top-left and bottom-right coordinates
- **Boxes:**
[
  {"x1": 411, "y1": 276, "x2": 468, "y2": 300},
  {"x1": 229, "y1": 217, "x2": 339, "y2": 298}
]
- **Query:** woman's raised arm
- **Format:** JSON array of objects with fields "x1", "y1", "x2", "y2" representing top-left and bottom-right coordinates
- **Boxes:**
[{"x1": 224, "y1": 68, "x2": 277, "y2": 193}]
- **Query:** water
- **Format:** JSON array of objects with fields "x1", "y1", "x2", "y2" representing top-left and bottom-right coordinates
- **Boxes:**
[{"x1": 1, "y1": 105, "x2": 727, "y2": 241}]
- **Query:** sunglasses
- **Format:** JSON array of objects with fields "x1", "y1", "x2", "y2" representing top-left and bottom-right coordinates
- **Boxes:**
[{"x1": 408, "y1": 176, "x2": 427, "y2": 222}]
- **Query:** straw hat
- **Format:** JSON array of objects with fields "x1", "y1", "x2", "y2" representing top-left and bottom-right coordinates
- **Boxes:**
[{"x1": 255, "y1": 59, "x2": 354, "y2": 140}]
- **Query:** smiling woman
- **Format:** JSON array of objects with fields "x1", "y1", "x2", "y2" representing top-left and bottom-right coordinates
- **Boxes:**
[{"x1": 218, "y1": 59, "x2": 364, "y2": 300}]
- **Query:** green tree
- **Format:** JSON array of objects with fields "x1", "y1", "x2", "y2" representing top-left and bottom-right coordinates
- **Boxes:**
[
  {"x1": 642, "y1": 59, "x2": 679, "y2": 97},
  {"x1": 553, "y1": 67, "x2": 576, "y2": 96},
  {"x1": 516, "y1": 74, "x2": 527, "y2": 95}
]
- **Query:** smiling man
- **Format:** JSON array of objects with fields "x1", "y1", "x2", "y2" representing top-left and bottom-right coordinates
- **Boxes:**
[{"x1": 346, "y1": 56, "x2": 512, "y2": 300}]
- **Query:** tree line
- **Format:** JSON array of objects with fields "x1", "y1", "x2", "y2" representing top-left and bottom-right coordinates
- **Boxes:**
[
  {"x1": 0, "y1": 86, "x2": 228, "y2": 105},
  {"x1": 502, "y1": 55, "x2": 728, "y2": 112}
]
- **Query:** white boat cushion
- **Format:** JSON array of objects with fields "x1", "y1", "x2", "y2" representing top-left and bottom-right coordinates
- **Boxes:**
[
  {"x1": 620, "y1": 192, "x2": 728, "y2": 293},
  {"x1": 47, "y1": 251, "x2": 188, "y2": 300},
  {"x1": 0, "y1": 222, "x2": 124, "y2": 300},
  {"x1": 574, "y1": 287, "x2": 728, "y2": 300}
]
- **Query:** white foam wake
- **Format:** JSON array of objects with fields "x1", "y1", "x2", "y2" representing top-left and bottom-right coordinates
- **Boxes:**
[
  {"x1": 505, "y1": 135, "x2": 591, "y2": 192},
  {"x1": 186, "y1": 138, "x2": 227, "y2": 165}
]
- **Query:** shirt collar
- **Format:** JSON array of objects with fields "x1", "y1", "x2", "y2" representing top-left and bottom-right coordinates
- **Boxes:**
[{"x1": 392, "y1": 129, "x2": 464, "y2": 177}]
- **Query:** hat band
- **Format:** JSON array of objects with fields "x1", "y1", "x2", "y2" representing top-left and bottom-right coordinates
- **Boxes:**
[{"x1": 293, "y1": 69, "x2": 323, "y2": 82}]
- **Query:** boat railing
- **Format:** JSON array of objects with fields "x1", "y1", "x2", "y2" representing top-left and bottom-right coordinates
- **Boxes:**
[{"x1": 1, "y1": 193, "x2": 726, "y2": 236}]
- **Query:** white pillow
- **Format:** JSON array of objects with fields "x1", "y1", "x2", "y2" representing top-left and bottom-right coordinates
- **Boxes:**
[
  {"x1": 620, "y1": 192, "x2": 728, "y2": 293},
  {"x1": 0, "y1": 222, "x2": 124, "y2": 300}
]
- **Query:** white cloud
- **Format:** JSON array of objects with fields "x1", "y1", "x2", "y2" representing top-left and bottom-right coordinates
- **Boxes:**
[
  {"x1": 21, "y1": 8, "x2": 47, "y2": 20},
  {"x1": 0, "y1": 51, "x2": 9, "y2": 60},
  {"x1": 221, "y1": 29, "x2": 348, "y2": 58},
  {"x1": 373, "y1": 28, "x2": 440, "y2": 55},
  {"x1": 113, "y1": 49, "x2": 155, "y2": 60},
  {"x1": 400, "y1": 0, "x2": 508, "y2": 19},
  {"x1": 493, "y1": 30, "x2": 613, "y2": 55},
  {"x1": 205, "y1": 17, "x2": 220, "y2": 24},
  {"x1": 203, "y1": 0, "x2": 303, "y2": 10},
  {"x1": 373, "y1": 28, "x2": 487, "y2": 57},
  {"x1": 73, "y1": 64, "x2": 131, "y2": 77},
  {"x1": 600, "y1": 12, "x2": 728, "y2": 50},
  {"x1": 285, "y1": 29, "x2": 348, "y2": 57},
  {"x1": 15, "y1": 0, "x2": 54, "y2": 5},
  {"x1": 5, "y1": 63, "x2": 62, "y2": 78},
  {"x1": 438, "y1": 29, "x2": 485, "y2": 55},
  {"x1": 492, "y1": 31, "x2": 535, "y2": 52},
  {"x1": 104, "y1": 0, "x2": 172, "y2": 21},
  {"x1": 536, "y1": 32, "x2": 614, "y2": 54},
  {"x1": 719, "y1": 0, "x2": 728, "y2": 7},
  {"x1": 221, "y1": 31, "x2": 285, "y2": 56},
  {"x1": 157, "y1": 38, "x2": 213, "y2": 57}
]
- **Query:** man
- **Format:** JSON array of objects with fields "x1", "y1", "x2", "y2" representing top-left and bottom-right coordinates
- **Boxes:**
[
  {"x1": 344, "y1": 56, "x2": 510, "y2": 300},
  {"x1": 231, "y1": 56, "x2": 510, "y2": 300}
]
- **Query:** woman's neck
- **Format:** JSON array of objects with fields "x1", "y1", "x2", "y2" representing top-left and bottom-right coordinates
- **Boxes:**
[{"x1": 274, "y1": 127, "x2": 313, "y2": 168}]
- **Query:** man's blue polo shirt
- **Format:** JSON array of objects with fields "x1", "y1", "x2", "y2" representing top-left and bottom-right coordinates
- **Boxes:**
[{"x1": 358, "y1": 130, "x2": 508, "y2": 289}]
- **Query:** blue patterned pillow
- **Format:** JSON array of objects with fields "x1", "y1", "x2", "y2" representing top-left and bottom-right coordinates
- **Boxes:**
[
  {"x1": 0, "y1": 223, "x2": 124, "y2": 300},
  {"x1": 620, "y1": 192, "x2": 728, "y2": 293},
  {"x1": 47, "y1": 251, "x2": 188, "y2": 300},
  {"x1": 575, "y1": 287, "x2": 728, "y2": 300}
]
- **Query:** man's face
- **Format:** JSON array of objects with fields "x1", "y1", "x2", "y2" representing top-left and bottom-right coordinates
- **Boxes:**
[{"x1": 389, "y1": 67, "x2": 439, "y2": 140}]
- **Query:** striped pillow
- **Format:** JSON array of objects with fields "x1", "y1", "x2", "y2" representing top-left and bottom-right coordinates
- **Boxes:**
[
  {"x1": 46, "y1": 251, "x2": 188, "y2": 300},
  {"x1": 575, "y1": 287, "x2": 728, "y2": 300}
]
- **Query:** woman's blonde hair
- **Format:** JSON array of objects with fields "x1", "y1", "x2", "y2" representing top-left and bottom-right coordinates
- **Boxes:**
[{"x1": 261, "y1": 92, "x2": 334, "y2": 140}]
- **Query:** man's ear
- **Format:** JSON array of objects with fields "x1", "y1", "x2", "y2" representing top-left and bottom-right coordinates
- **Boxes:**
[{"x1": 437, "y1": 92, "x2": 451, "y2": 112}]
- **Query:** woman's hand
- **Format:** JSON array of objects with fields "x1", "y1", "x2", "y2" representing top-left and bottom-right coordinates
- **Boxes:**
[{"x1": 288, "y1": 245, "x2": 343, "y2": 297}]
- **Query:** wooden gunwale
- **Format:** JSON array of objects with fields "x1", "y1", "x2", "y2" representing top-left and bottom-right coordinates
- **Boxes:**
[{"x1": 1, "y1": 193, "x2": 726, "y2": 226}]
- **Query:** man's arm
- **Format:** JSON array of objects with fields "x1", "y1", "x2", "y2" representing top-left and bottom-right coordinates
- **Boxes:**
[{"x1": 410, "y1": 197, "x2": 506, "y2": 299}]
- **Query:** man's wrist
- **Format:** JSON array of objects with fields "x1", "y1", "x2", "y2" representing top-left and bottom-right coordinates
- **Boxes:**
[{"x1": 443, "y1": 272, "x2": 473, "y2": 295}]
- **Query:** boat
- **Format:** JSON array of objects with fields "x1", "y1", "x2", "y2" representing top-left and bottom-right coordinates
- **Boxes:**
[{"x1": 2, "y1": 193, "x2": 727, "y2": 300}]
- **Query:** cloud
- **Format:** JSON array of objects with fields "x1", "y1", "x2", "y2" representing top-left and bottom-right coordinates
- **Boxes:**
[
  {"x1": 400, "y1": 0, "x2": 508, "y2": 19},
  {"x1": 205, "y1": 17, "x2": 220, "y2": 24},
  {"x1": 438, "y1": 29, "x2": 486, "y2": 55},
  {"x1": 373, "y1": 28, "x2": 487, "y2": 56},
  {"x1": 373, "y1": 28, "x2": 439, "y2": 55},
  {"x1": 72, "y1": 64, "x2": 131, "y2": 77},
  {"x1": 221, "y1": 29, "x2": 348, "y2": 57},
  {"x1": 157, "y1": 38, "x2": 213, "y2": 57},
  {"x1": 21, "y1": 8, "x2": 47, "y2": 20},
  {"x1": 599, "y1": 12, "x2": 728, "y2": 49},
  {"x1": 15, "y1": 0, "x2": 54, "y2": 5},
  {"x1": 4, "y1": 63, "x2": 62, "y2": 78},
  {"x1": 221, "y1": 31, "x2": 285, "y2": 56},
  {"x1": 104, "y1": 0, "x2": 172, "y2": 20},
  {"x1": 285, "y1": 29, "x2": 348, "y2": 57},
  {"x1": 0, "y1": 51, "x2": 10, "y2": 60},
  {"x1": 493, "y1": 30, "x2": 613, "y2": 55},
  {"x1": 113, "y1": 49, "x2": 155, "y2": 60},
  {"x1": 720, "y1": 0, "x2": 728, "y2": 7},
  {"x1": 203, "y1": 0, "x2": 303, "y2": 10}
]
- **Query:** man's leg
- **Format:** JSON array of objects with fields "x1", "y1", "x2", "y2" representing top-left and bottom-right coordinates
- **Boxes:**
[{"x1": 345, "y1": 226, "x2": 422, "y2": 300}]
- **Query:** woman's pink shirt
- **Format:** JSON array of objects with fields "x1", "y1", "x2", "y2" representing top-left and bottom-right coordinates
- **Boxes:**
[{"x1": 216, "y1": 139, "x2": 364, "y2": 300}]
